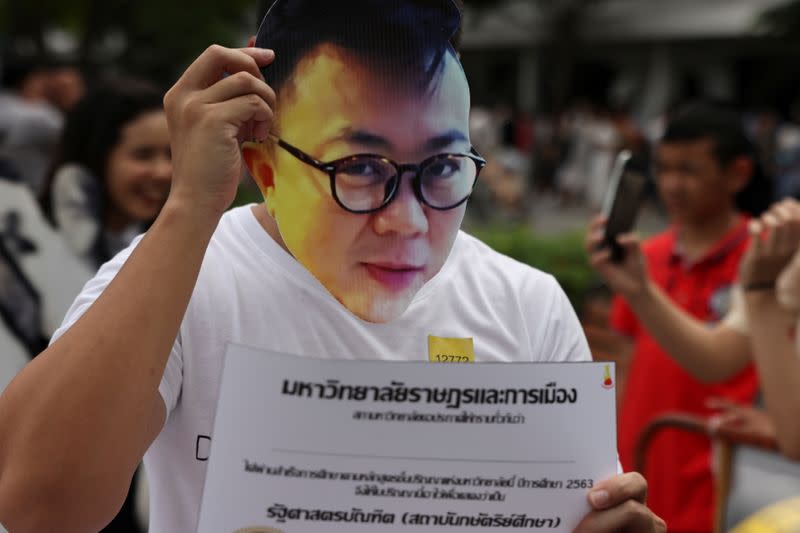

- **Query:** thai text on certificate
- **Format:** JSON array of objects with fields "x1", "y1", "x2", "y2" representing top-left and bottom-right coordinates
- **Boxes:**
[{"x1": 197, "y1": 345, "x2": 618, "y2": 532}]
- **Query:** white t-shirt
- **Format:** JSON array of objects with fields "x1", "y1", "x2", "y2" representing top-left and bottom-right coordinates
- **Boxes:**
[{"x1": 52, "y1": 205, "x2": 591, "y2": 533}]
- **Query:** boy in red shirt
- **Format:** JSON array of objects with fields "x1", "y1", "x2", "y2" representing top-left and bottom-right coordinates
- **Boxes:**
[{"x1": 588, "y1": 103, "x2": 772, "y2": 532}]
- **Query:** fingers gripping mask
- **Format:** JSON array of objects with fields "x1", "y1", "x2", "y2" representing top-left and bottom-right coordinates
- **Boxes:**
[{"x1": 242, "y1": 0, "x2": 482, "y2": 324}]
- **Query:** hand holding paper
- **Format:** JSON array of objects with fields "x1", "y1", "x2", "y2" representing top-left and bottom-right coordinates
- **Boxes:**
[{"x1": 576, "y1": 473, "x2": 667, "y2": 532}]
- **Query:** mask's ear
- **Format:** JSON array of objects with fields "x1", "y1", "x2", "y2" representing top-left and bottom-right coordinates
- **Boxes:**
[{"x1": 242, "y1": 142, "x2": 277, "y2": 213}]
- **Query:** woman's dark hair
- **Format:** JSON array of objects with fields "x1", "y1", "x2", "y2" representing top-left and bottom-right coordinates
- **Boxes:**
[
  {"x1": 662, "y1": 102, "x2": 773, "y2": 216},
  {"x1": 41, "y1": 77, "x2": 164, "y2": 262},
  {"x1": 255, "y1": 0, "x2": 462, "y2": 96}
]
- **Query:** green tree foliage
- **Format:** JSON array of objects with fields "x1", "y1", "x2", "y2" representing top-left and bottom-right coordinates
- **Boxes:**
[{"x1": 471, "y1": 226, "x2": 597, "y2": 310}]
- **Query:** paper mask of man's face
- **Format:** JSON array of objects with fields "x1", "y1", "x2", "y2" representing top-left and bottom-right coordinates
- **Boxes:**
[{"x1": 242, "y1": 0, "x2": 479, "y2": 324}]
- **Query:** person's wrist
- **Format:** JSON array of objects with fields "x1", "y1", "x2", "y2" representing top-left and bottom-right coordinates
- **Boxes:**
[
  {"x1": 159, "y1": 194, "x2": 224, "y2": 238},
  {"x1": 164, "y1": 181, "x2": 233, "y2": 221},
  {"x1": 737, "y1": 269, "x2": 756, "y2": 288},
  {"x1": 742, "y1": 280, "x2": 776, "y2": 292},
  {"x1": 742, "y1": 285, "x2": 779, "y2": 308},
  {"x1": 624, "y1": 276, "x2": 653, "y2": 300},
  {"x1": 635, "y1": 278, "x2": 655, "y2": 303}
]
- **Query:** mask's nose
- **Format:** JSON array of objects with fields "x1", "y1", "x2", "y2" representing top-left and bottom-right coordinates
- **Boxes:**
[{"x1": 372, "y1": 171, "x2": 429, "y2": 236}]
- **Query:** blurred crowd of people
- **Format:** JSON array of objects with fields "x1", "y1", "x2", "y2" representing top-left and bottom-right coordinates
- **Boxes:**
[
  {"x1": 468, "y1": 100, "x2": 648, "y2": 222},
  {"x1": 469, "y1": 97, "x2": 800, "y2": 227},
  {"x1": 1, "y1": 55, "x2": 168, "y2": 533}
]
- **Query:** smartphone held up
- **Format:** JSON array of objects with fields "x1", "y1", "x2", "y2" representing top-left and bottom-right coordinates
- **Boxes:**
[{"x1": 600, "y1": 150, "x2": 648, "y2": 263}]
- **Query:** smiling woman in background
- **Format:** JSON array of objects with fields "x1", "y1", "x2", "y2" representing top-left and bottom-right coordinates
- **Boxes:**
[{"x1": 41, "y1": 77, "x2": 172, "y2": 270}]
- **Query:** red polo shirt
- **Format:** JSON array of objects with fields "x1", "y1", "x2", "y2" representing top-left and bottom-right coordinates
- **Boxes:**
[{"x1": 612, "y1": 215, "x2": 758, "y2": 533}]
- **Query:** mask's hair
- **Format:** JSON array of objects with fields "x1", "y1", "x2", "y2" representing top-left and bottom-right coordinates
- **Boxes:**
[{"x1": 255, "y1": 0, "x2": 462, "y2": 97}]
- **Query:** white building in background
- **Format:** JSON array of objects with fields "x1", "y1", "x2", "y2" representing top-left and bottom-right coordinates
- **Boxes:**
[{"x1": 460, "y1": 0, "x2": 798, "y2": 120}]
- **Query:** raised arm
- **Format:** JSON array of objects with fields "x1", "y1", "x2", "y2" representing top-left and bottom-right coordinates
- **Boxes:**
[
  {"x1": 743, "y1": 290, "x2": 800, "y2": 459},
  {"x1": 739, "y1": 200, "x2": 800, "y2": 458},
  {"x1": 0, "y1": 45, "x2": 275, "y2": 533},
  {"x1": 586, "y1": 217, "x2": 751, "y2": 383}
]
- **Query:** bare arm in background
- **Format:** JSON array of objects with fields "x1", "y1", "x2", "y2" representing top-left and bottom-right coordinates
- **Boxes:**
[
  {"x1": 0, "y1": 46, "x2": 276, "y2": 533},
  {"x1": 740, "y1": 206, "x2": 800, "y2": 459},
  {"x1": 743, "y1": 290, "x2": 800, "y2": 459}
]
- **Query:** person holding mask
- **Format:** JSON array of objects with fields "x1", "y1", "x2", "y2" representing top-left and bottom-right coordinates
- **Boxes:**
[{"x1": 0, "y1": 2, "x2": 663, "y2": 532}]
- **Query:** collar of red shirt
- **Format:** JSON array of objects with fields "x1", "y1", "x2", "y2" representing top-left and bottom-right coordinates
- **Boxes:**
[{"x1": 668, "y1": 214, "x2": 750, "y2": 270}]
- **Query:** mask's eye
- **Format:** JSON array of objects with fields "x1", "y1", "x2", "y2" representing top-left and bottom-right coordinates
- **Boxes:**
[
  {"x1": 345, "y1": 162, "x2": 379, "y2": 177},
  {"x1": 424, "y1": 159, "x2": 461, "y2": 181},
  {"x1": 421, "y1": 155, "x2": 477, "y2": 208},
  {"x1": 336, "y1": 157, "x2": 395, "y2": 188}
]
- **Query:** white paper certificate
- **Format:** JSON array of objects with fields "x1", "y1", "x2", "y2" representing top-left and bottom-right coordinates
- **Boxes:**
[{"x1": 196, "y1": 345, "x2": 618, "y2": 532}]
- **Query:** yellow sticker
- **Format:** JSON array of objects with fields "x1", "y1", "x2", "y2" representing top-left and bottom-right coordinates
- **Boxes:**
[
  {"x1": 730, "y1": 496, "x2": 800, "y2": 533},
  {"x1": 428, "y1": 335, "x2": 475, "y2": 363}
]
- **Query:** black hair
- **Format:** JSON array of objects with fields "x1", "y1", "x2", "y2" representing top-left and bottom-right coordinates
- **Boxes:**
[
  {"x1": 661, "y1": 102, "x2": 773, "y2": 216},
  {"x1": 41, "y1": 77, "x2": 164, "y2": 264},
  {"x1": 255, "y1": 0, "x2": 462, "y2": 96},
  {"x1": 1, "y1": 56, "x2": 46, "y2": 91}
]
